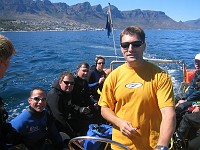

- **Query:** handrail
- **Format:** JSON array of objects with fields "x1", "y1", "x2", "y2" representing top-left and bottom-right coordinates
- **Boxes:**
[
  {"x1": 109, "y1": 59, "x2": 186, "y2": 83},
  {"x1": 68, "y1": 136, "x2": 130, "y2": 150}
]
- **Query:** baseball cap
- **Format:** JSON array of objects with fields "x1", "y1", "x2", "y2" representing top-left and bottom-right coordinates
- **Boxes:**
[{"x1": 195, "y1": 53, "x2": 200, "y2": 60}]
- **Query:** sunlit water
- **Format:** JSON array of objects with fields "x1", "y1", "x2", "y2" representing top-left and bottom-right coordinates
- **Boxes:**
[{"x1": 0, "y1": 29, "x2": 200, "y2": 121}]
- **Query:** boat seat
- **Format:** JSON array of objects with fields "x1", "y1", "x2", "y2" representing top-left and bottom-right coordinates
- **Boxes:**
[{"x1": 68, "y1": 136, "x2": 130, "y2": 150}]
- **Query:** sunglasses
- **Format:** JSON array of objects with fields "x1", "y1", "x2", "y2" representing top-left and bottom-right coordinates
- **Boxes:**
[
  {"x1": 30, "y1": 97, "x2": 47, "y2": 102},
  {"x1": 121, "y1": 41, "x2": 144, "y2": 50},
  {"x1": 97, "y1": 62, "x2": 105, "y2": 65},
  {"x1": 195, "y1": 59, "x2": 200, "y2": 63},
  {"x1": 63, "y1": 81, "x2": 75, "y2": 85}
]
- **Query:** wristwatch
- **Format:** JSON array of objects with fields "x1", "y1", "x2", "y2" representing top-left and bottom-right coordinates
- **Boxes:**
[{"x1": 155, "y1": 145, "x2": 168, "y2": 150}]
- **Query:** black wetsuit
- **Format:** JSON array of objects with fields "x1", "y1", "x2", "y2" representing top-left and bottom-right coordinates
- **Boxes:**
[
  {"x1": 178, "y1": 112, "x2": 200, "y2": 150},
  {"x1": 88, "y1": 69, "x2": 106, "y2": 100},
  {"x1": 176, "y1": 70, "x2": 200, "y2": 111},
  {"x1": 71, "y1": 75, "x2": 95, "y2": 135},
  {"x1": 0, "y1": 96, "x2": 22, "y2": 149},
  {"x1": 47, "y1": 80, "x2": 80, "y2": 138},
  {"x1": 88, "y1": 70, "x2": 107, "y2": 124}
]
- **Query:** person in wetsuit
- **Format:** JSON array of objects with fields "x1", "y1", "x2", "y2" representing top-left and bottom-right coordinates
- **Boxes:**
[
  {"x1": 10, "y1": 88, "x2": 64, "y2": 150},
  {"x1": 177, "y1": 103, "x2": 200, "y2": 150},
  {"x1": 47, "y1": 72, "x2": 92, "y2": 139},
  {"x1": 71, "y1": 62, "x2": 94, "y2": 135},
  {"x1": 88, "y1": 56, "x2": 106, "y2": 101},
  {"x1": 176, "y1": 54, "x2": 200, "y2": 125}
]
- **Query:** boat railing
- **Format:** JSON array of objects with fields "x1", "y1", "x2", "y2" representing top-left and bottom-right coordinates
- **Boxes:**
[
  {"x1": 97, "y1": 54, "x2": 190, "y2": 94},
  {"x1": 109, "y1": 58, "x2": 187, "y2": 94}
]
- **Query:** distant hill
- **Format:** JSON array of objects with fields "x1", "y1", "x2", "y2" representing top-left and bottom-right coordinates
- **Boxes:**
[{"x1": 0, "y1": 0, "x2": 200, "y2": 31}]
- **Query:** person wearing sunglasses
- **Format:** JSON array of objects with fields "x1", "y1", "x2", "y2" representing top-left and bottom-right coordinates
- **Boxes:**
[
  {"x1": 10, "y1": 88, "x2": 65, "y2": 150},
  {"x1": 88, "y1": 56, "x2": 107, "y2": 101},
  {"x1": 176, "y1": 53, "x2": 200, "y2": 114},
  {"x1": 47, "y1": 72, "x2": 91, "y2": 140},
  {"x1": 98, "y1": 26, "x2": 176, "y2": 150},
  {"x1": 88, "y1": 56, "x2": 107, "y2": 124}
]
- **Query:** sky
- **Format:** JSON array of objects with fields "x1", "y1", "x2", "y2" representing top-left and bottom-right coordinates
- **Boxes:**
[{"x1": 50, "y1": 0, "x2": 200, "y2": 22}]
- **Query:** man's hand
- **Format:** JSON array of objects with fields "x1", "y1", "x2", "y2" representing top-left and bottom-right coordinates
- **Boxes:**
[
  {"x1": 117, "y1": 118, "x2": 139, "y2": 137},
  {"x1": 192, "y1": 104, "x2": 200, "y2": 113},
  {"x1": 175, "y1": 100, "x2": 185, "y2": 107},
  {"x1": 99, "y1": 76, "x2": 105, "y2": 84}
]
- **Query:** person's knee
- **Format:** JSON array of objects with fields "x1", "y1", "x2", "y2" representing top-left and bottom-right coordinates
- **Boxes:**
[
  {"x1": 188, "y1": 136, "x2": 200, "y2": 150},
  {"x1": 59, "y1": 132, "x2": 70, "y2": 146}
]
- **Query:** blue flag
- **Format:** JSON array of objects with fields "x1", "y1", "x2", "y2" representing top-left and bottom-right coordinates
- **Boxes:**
[{"x1": 105, "y1": 10, "x2": 112, "y2": 38}]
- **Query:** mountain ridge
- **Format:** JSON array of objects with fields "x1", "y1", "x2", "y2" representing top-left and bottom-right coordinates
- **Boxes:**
[{"x1": 0, "y1": 0, "x2": 199, "y2": 31}]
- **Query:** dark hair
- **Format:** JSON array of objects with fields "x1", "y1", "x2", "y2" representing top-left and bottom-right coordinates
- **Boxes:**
[
  {"x1": 95, "y1": 56, "x2": 105, "y2": 64},
  {"x1": 120, "y1": 26, "x2": 145, "y2": 43},
  {"x1": 30, "y1": 87, "x2": 46, "y2": 97},
  {"x1": 90, "y1": 65, "x2": 96, "y2": 70},
  {"x1": 77, "y1": 62, "x2": 89, "y2": 69},
  {"x1": 59, "y1": 72, "x2": 74, "y2": 83},
  {"x1": 0, "y1": 34, "x2": 16, "y2": 62}
]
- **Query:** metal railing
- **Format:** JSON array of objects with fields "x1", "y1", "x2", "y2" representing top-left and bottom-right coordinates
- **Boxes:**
[{"x1": 68, "y1": 136, "x2": 130, "y2": 150}]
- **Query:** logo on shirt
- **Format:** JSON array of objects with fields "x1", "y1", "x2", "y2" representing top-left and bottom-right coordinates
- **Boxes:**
[{"x1": 125, "y1": 82, "x2": 143, "y2": 88}]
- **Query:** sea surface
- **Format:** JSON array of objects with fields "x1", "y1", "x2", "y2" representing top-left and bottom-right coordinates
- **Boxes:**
[{"x1": 0, "y1": 29, "x2": 200, "y2": 121}]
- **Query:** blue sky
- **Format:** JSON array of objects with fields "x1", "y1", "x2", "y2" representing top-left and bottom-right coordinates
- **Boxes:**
[{"x1": 50, "y1": 0, "x2": 200, "y2": 22}]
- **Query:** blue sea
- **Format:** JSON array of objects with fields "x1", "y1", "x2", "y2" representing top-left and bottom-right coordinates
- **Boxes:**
[{"x1": 0, "y1": 29, "x2": 200, "y2": 121}]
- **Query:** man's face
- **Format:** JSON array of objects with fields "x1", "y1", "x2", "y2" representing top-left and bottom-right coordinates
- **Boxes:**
[
  {"x1": 195, "y1": 59, "x2": 200, "y2": 70},
  {"x1": 28, "y1": 90, "x2": 46, "y2": 112},
  {"x1": 120, "y1": 34, "x2": 145, "y2": 63},
  {"x1": 0, "y1": 57, "x2": 10, "y2": 79},
  {"x1": 96, "y1": 59, "x2": 105, "y2": 71},
  {"x1": 77, "y1": 66, "x2": 89, "y2": 79},
  {"x1": 59, "y1": 75, "x2": 74, "y2": 93}
]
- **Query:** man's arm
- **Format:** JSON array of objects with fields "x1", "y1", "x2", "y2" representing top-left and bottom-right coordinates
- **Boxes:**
[
  {"x1": 156, "y1": 106, "x2": 176, "y2": 147},
  {"x1": 101, "y1": 106, "x2": 139, "y2": 136},
  {"x1": 185, "y1": 90, "x2": 200, "y2": 102}
]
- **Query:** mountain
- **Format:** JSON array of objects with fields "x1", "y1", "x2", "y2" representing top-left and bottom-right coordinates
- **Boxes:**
[{"x1": 0, "y1": 0, "x2": 199, "y2": 31}]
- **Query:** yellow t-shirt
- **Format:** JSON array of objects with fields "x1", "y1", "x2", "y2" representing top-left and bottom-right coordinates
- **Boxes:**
[{"x1": 98, "y1": 61, "x2": 175, "y2": 150}]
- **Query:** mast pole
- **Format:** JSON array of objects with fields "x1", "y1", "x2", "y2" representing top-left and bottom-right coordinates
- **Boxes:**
[{"x1": 108, "y1": 3, "x2": 118, "y2": 60}]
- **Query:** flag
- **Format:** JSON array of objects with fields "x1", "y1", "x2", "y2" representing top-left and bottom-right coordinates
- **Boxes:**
[{"x1": 105, "y1": 6, "x2": 112, "y2": 38}]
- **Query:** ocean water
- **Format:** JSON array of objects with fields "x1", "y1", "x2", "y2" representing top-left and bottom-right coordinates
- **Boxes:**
[{"x1": 0, "y1": 29, "x2": 200, "y2": 121}]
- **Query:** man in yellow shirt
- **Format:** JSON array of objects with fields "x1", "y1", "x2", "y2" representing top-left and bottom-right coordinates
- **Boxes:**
[{"x1": 98, "y1": 26, "x2": 176, "y2": 150}]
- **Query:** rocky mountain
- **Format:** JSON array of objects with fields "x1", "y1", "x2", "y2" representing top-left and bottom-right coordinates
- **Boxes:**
[{"x1": 0, "y1": 0, "x2": 199, "y2": 31}]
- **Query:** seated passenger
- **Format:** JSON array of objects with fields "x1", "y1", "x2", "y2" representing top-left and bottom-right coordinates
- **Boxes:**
[
  {"x1": 10, "y1": 88, "x2": 64, "y2": 150},
  {"x1": 88, "y1": 56, "x2": 106, "y2": 101},
  {"x1": 71, "y1": 62, "x2": 94, "y2": 135},
  {"x1": 47, "y1": 72, "x2": 91, "y2": 138},
  {"x1": 177, "y1": 102, "x2": 200, "y2": 150},
  {"x1": 176, "y1": 53, "x2": 200, "y2": 113}
]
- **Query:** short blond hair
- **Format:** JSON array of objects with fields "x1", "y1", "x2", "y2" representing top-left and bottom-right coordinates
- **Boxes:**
[{"x1": 0, "y1": 34, "x2": 16, "y2": 62}]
